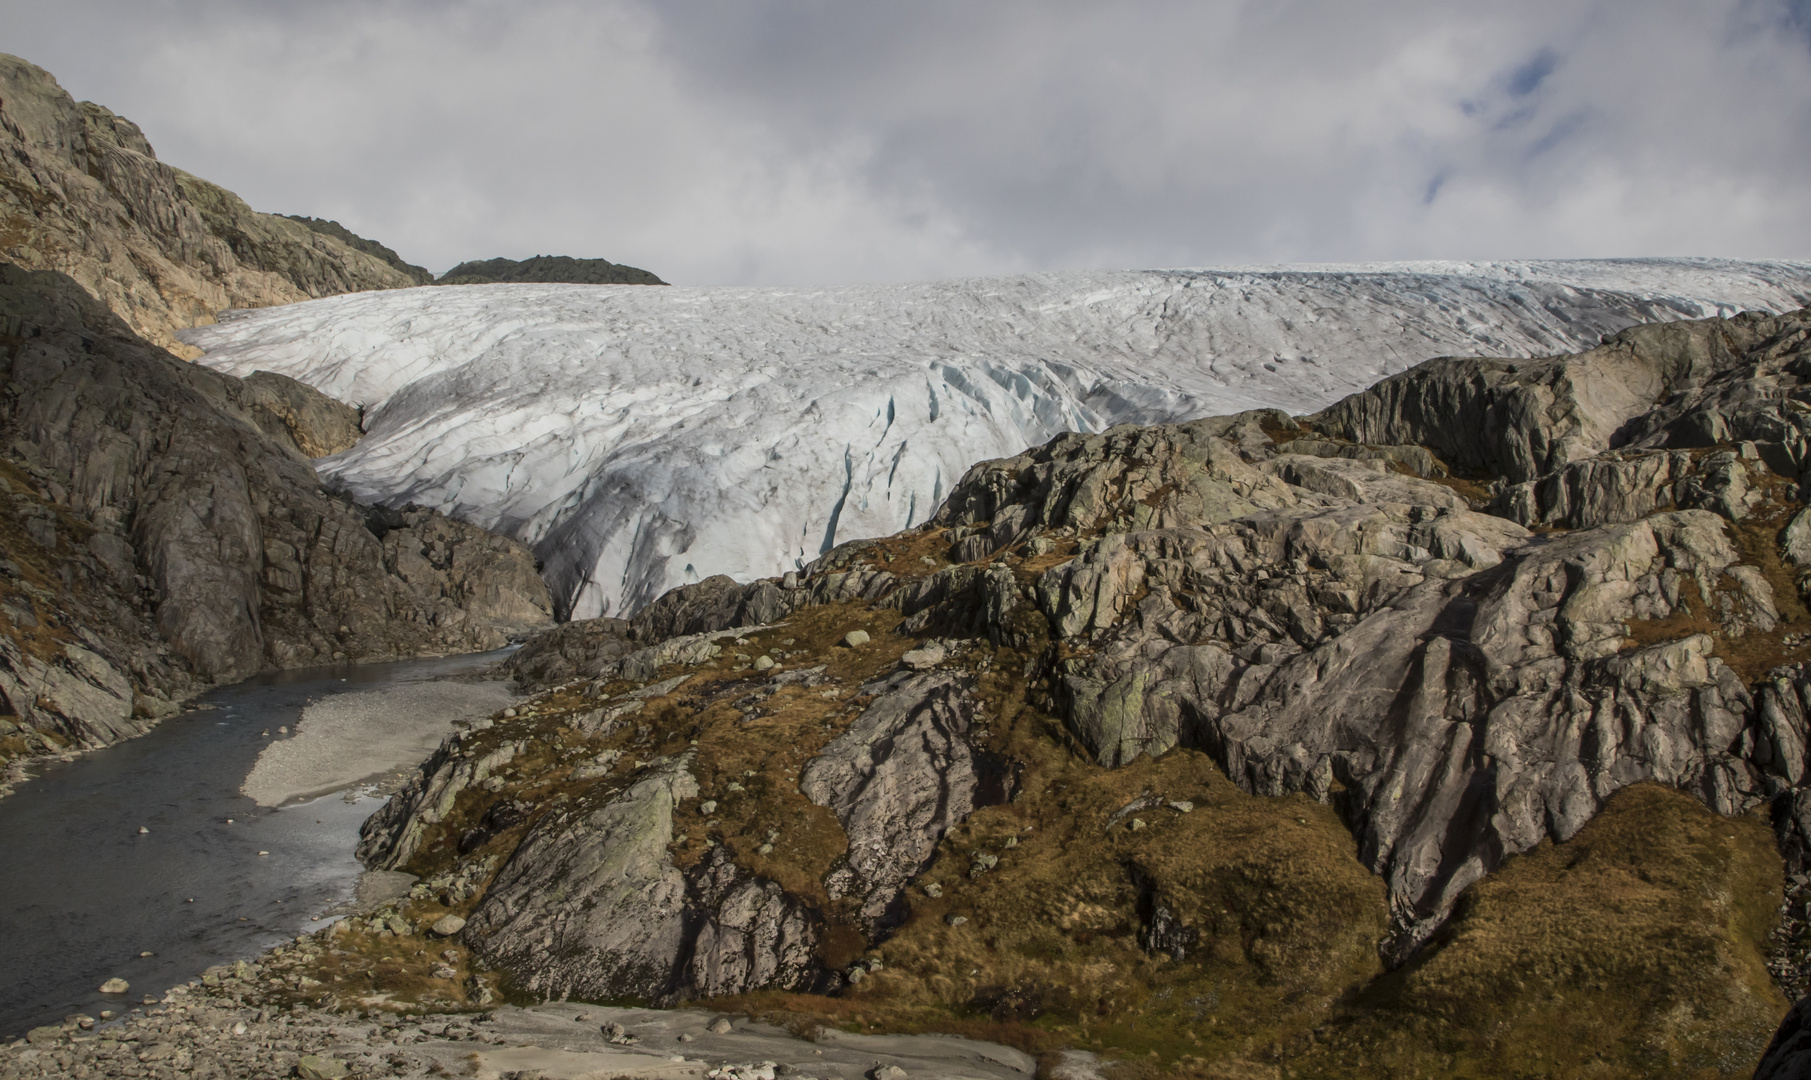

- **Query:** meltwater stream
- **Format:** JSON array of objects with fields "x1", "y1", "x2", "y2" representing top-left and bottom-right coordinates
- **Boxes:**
[{"x1": 0, "y1": 650, "x2": 507, "y2": 1037}]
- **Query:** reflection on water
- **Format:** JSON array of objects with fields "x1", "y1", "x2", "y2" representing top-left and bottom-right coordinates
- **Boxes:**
[{"x1": 0, "y1": 650, "x2": 506, "y2": 1036}]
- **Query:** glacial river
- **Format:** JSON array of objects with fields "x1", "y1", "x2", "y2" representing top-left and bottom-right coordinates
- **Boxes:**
[{"x1": 0, "y1": 651, "x2": 505, "y2": 1037}]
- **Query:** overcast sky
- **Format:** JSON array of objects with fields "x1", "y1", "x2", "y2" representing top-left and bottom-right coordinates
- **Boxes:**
[{"x1": 6, "y1": 1, "x2": 1809, "y2": 284}]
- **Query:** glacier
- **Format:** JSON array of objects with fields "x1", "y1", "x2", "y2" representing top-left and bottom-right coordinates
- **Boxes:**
[{"x1": 184, "y1": 259, "x2": 1811, "y2": 621}]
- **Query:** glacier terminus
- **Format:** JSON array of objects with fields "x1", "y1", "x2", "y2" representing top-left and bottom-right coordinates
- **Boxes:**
[{"x1": 184, "y1": 260, "x2": 1811, "y2": 620}]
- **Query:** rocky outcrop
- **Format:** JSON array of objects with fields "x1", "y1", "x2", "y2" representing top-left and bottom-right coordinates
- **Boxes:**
[
  {"x1": 1311, "y1": 310, "x2": 1789, "y2": 484},
  {"x1": 800, "y1": 671, "x2": 1012, "y2": 926},
  {"x1": 924, "y1": 306, "x2": 1811, "y2": 957},
  {"x1": 238, "y1": 371, "x2": 363, "y2": 459},
  {"x1": 355, "y1": 304, "x2": 1811, "y2": 1074},
  {"x1": 936, "y1": 409, "x2": 1779, "y2": 948},
  {"x1": 284, "y1": 216, "x2": 434, "y2": 285},
  {"x1": 0, "y1": 54, "x2": 424, "y2": 355},
  {"x1": 402, "y1": 741, "x2": 822, "y2": 1003},
  {"x1": 0, "y1": 263, "x2": 552, "y2": 753},
  {"x1": 464, "y1": 756, "x2": 702, "y2": 1001}
]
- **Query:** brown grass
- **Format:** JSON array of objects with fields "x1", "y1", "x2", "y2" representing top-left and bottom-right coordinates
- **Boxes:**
[
  {"x1": 261, "y1": 527, "x2": 1796, "y2": 1075},
  {"x1": 1293, "y1": 784, "x2": 1786, "y2": 1079}
]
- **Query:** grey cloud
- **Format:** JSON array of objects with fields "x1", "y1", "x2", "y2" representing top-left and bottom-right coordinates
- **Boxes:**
[{"x1": 1, "y1": 0, "x2": 1807, "y2": 284}]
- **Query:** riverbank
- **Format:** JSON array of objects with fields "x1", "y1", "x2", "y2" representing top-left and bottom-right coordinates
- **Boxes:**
[
  {"x1": 0, "y1": 651, "x2": 514, "y2": 1038},
  {"x1": 0, "y1": 649, "x2": 512, "y2": 807},
  {"x1": 0, "y1": 982, "x2": 1069, "y2": 1080},
  {"x1": 242, "y1": 678, "x2": 515, "y2": 808}
]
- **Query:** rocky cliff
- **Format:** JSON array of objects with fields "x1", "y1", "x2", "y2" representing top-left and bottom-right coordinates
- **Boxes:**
[
  {"x1": 0, "y1": 262, "x2": 552, "y2": 772},
  {"x1": 0, "y1": 53, "x2": 425, "y2": 356},
  {"x1": 345, "y1": 306, "x2": 1811, "y2": 1076}
]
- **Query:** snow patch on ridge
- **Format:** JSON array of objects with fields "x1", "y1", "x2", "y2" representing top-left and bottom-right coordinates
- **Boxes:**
[{"x1": 186, "y1": 260, "x2": 1811, "y2": 620}]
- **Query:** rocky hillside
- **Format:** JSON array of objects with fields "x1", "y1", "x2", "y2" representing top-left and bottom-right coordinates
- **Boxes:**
[
  {"x1": 0, "y1": 262, "x2": 553, "y2": 779},
  {"x1": 0, "y1": 54, "x2": 425, "y2": 356},
  {"x1": 436, "y1": 254, "x2": 666, "y2": 286},
  {"x1": 285, "y1": 216, "x2": 434, "y2": 285},
  {"x1": 317, "y1": 304, "x2": 1811, "y2": 1077}
]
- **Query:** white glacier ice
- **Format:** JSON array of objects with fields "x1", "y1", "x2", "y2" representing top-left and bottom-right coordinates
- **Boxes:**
[{"x1": 184, "y1": 259, "x2": 1811, "y2": 620}]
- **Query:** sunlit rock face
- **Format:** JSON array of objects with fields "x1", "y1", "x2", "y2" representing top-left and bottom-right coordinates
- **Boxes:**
[{"x1": 186, "y1": 260, "x2": 1811, "y2": 619}]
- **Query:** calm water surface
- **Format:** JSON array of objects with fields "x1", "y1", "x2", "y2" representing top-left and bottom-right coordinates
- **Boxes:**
[{"x1": 0, "y1": 650, "x2": 506, "y2": 1036}]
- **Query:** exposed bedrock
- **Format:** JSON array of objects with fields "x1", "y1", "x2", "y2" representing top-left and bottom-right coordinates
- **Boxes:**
[
  {"x1": 800, "y1": 671, "x2": 1014, "y2": 927},
  {"x1": 0, "y1": 53, "x2": 425, "y2": 356},
  {"x1": 0, "y1": 263, "x2": 551, "y2": 753},
  {"x1": 364, "y1": 666, "x2": 1009, "y2": 1001},
  {"x1": 364, "y1": 304, "x2": 1811, "y2": 1069},
  {"x1": 924, "y1": 305, "x2": 1811, "y2": 952}
]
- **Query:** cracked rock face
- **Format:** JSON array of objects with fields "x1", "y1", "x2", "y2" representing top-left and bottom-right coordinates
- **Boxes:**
[
  {"x1": 685, "y1": 848, "x2": 821, "y2": 997},
  {"x1": 0, "y1": 263, "x2": 552, "y2": 755},
  {"x1": 800, "y1": 671, "x2": 1011, "y2": 926},
  {"x1": 464, "y1": 757, "x2": 700, "y2": 1001},
  {"x1": 456, "y1": 754, "x2": 823, "y2": 1003},
  {"x1": 932, "y1": 306, "x2": 1811, "y2": 953}
]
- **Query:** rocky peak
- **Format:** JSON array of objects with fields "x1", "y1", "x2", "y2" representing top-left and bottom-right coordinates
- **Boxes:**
[{"x1": 0, "y1": 53, "x2": 425, "y2": 355}]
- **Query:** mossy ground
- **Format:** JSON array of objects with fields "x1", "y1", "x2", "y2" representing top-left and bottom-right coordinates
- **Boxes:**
[
  {"x1": 1293, "y1": 785, "x2": 1785, "y2": 1079},
  {"x1": 242, "y1": 522, "x2": 1791, "y2": 1075}
]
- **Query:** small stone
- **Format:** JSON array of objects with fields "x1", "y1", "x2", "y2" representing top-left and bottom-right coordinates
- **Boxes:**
[
  {"x1": 98, "y1": 1010, "x2": 114, "y2": 1020},
  {"x1": 295, "y1": 1054, "x2": 350, "y2": 1079},
  {"x1": 872, "y1": 1066, "x2": 909, "y2": 1079},
  {"x1": 431, "y1": 914, "x2": 467, "y2": 936},
  {"x1": 1129, "y1": 818, "x2": 1147, "y2": 831},
  {"x1": 899, "y1": 643, "x2": 945, "y2": 670},
  {"x1": 1168, "y1": 800, "x2": 1194, "y2": 813},
  {"x1": 945, "y1": 914, "x2": 967, "y2": 926},
  {"x1": 258, "y1": 850, "x2": 270, "y2": 856},
  {"x1": 231, "y1": 1021, "x2": 248, "y2": 1035},
  {"x1": 699, "y1": 800, "x2": 718, "y2": 815},
  {"x1": 753, "y1": 655, "x2": 776, "y2": 672},
  {"x1": 758, "y1": 843, "x2": 774, "y2": 855},
  {"x1": 137, "y1": 826, "x2": 149, "y2": 834},
  {"x1": 921, "y1": 882, "x2": 942, "y2": 898},
  {"x1": 847, "y1": 966, "x2": 865, "y2": 984},
  {"x1": 707, "y1": 1016, "x2": 734, "y2": 1034},
  {"x1": 842, "y1": 629, "x2": 870, "y2": 648},
  {"x1": 503, "y1": 707, "x2": 517, "y2": 718},
  {"x1": 1002, "y1": 836, "x2": 1017, "y2": 848},
  {"x1": 25, "y1": 1025, "x2": 61, "y2": 1045},
  {"x1": 677, "y1": 1032, "x2": 694, "y2": 1042},
  {"x1": 278, "y1": 725, "x2": 289, "y2": 735},
  {"x1": 99, "y1": 978, "x2": 129, "y2": 994},
  {"x1": 138, "y1": 1042, "x2": 177, "y2": 1061}
]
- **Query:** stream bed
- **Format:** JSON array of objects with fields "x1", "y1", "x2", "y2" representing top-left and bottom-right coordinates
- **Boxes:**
[{"x1": 0, "y1": 650, "x2": 506, "y2": 1037}]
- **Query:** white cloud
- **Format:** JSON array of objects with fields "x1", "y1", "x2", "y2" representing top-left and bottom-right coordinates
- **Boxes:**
[{"x1": 2, "y1": 0, "x2": 1807, "y2": 283}]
